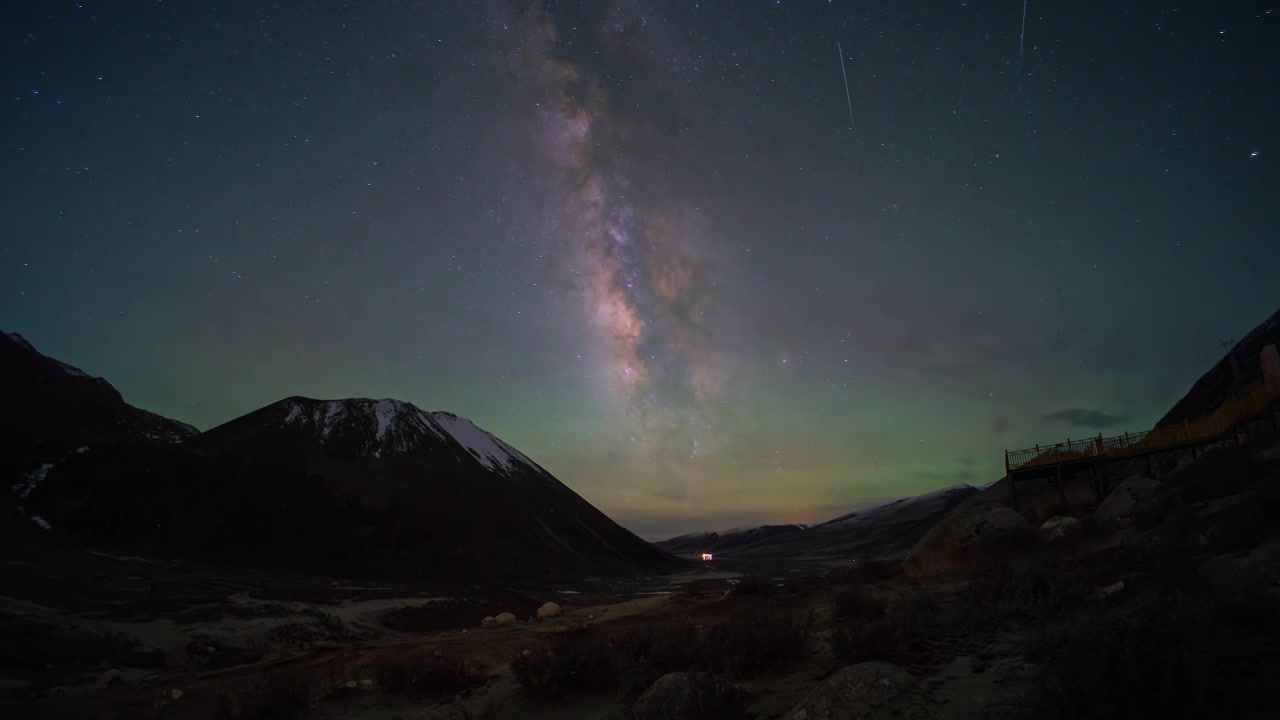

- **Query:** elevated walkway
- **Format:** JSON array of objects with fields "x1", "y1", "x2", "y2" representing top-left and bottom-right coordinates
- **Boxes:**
[{"x1": 1004, "y1": 380, "x2": 1280, "y2": 502}]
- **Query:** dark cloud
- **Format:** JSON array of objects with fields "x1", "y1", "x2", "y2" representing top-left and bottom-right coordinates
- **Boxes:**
[{"x1": 1041, "y1": 408, "x2": 1128, "y2": 430}]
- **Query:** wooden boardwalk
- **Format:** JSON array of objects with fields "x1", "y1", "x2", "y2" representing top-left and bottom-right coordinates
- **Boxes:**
[{"x1": 1004, "y1": 380, "x2": 1280, "y2": 500}]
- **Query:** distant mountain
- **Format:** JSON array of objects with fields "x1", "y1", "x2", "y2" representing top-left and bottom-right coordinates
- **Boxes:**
[
  {"x1": 656, "y1": 524, "x2": 810, "y2": 555},
  {"x1": 0, "y1": 331, "x2": 197, "y2": 516},
  {"x1": 677, "y1": 484, "x2": 980, "y2": 560},
  {"x1": 7, "y1": 346, "x2": 679, "y2": 580}
]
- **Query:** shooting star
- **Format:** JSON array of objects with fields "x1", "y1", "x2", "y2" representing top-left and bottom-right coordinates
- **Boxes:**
[
  {"x1": 1017, "y1": 0, "x2": 1028, "y2": 74},
  {"x1": 837, "y1": 42, "x2": 854, "y2": 128}
]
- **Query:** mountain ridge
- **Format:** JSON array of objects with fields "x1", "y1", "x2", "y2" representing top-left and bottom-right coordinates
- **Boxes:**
[
  {"x1": 656, "y1": 484, "x2": 980, "y2": 558},
  {"x1": 3, "y1": 332, "x2": 680, "y2": 581}
]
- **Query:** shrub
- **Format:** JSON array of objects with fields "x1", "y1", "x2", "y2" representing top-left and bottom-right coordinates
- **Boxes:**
[
  {"x1": 830, "y1": 580, "x2": 886, "y2": 621},
  {"x1": 833, "y1": 590, "x2": 952, "y2": 668},
  {"x1": 517, "y1": 611, "x2": 814, "y2": 702},
  {"x1": 376, "y1": 652, "x2": 475, "y2": 697},
  {"x1": 831, "y1": 616, "x2": 902, "y2": 665},
  {"x1": 701, "y1": 610, "x2": 812, "y2": 679},
  {"x1": 951, "y1": 560, "x2": 1092, "y2": 633},
  {"x1": 1033, "y1": 585, "x2": 1280, "y2": 720},
  {"x1": 855, "y1": 557, "x2": 903, "y2": 583},
  {"x1": 613, "y1": 624, "x2": 702, "y2": 699},
  {"x1": 511, "y1": 626, "x2": 617, "y2": 700},
  {"x1": 216, "y1": 673, "x2": 311, "y2": 720},
  {"x1": 731, "y1": 575, "x2": 772, "y2": 596}
]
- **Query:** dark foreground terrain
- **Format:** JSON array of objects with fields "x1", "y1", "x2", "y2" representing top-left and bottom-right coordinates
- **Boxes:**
[{"x1": 3, "y1": 439, "x2": 1279, "y2": 720}]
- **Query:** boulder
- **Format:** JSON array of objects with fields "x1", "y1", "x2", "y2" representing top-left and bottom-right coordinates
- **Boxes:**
[
  {"x1": 121, "y1": 644, "x2": 166, "y2": 669},
  {"x1": 901, "y1": 505, "x2": 1030, "y2": 578},
  {"x1": 1039, "y1": 515, "x2": 1081, "y2": 542},
  {"x1": 633, "y1": 672, "x2": 753, "y2": 720},
  {"x1": 481, "y1": 616, "x2": 496, "y2": 627},
  {"x1": 494, "y1": 612, "x2": 517, "y2": 626},
  {"x1": 536, "y1": 602, "x2": 562, "y2": 619},
  {"x1": 1094, "y1": 477, "x2": 1161, "y2": 520},
  {"x1": 1198, "y1": 541, "x2": 1280, "y2": 588},
  {"x1": 1032, "y1": 477, "x2": 1099, "y2": 521},
  {"x1": 1092, "y1": 580, "x2": 1125, "y2": 600},
  {"x1": 783, "y1": 662, "x2": 913, "y2": 720},
  {"x1": 97, "y1": 669, "x2": 124, "y2": 688}
]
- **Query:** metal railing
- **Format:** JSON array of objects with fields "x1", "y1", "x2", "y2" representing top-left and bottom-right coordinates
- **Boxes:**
[{"x1": 1006, "y1": 381, "x2": 1279, "y2": 472}]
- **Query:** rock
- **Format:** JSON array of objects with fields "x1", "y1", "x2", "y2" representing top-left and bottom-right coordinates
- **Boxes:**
[
  {"x1": 481, "y1": 616, "x2": 496, "y2": 627},
  {"x1": 633, "y1": 672, "x2": 753, "y2": 720},
  {"x1": 121, "y1": 645, "x2": 166, "y2": 668},
  {"x1": 97, "y1": 669, "x2": 124, "y2": 688},
  {"x1": 1094, "y1": 477, "x2": 1161, "y2": 520},
  {"x1": 537, "y1": 602, "x2": 562, "y2": 619},
  {"x1": 784, "y1": 662, "x2": 913, "y2": 720},
  {"x1": 1092, "y1": 580, "x2": 1125, "y2": 600},
  {"x1": 902, "y1": 505, "x2": 1031, "y2": 578},
  {"x1": 1039, "y1": 515, "x2": 1081, "y2": 542},
  {"x1": 1032, "y1": 477, "x2": 1099, "y2": 522},
  {"x1": 495, "y1": 612, "x2": 517, "y2": 626},
  {"x1": 1199, "y1": 541, "x2": 1280, "y2": 587}
]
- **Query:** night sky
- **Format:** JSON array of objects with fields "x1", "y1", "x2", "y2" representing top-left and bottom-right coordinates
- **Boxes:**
[{"x1": 3, "y1": 1, "x2": 1277, "y2": 539}]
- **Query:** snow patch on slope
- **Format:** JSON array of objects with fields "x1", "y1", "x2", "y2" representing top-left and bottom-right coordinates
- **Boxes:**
[
  {"x1": 275, "y1": 398, "x2": 539, "y2": 476},
  {"x1": 11, "y1": 463, "x2": 55, "y2": 516},
  {"x1": 58, "y1": 362, "x2": 89, "y2": 378},
  {"x1": 430, "y1": 412, "x2": 536, "y2": 473},
  {"x1": 373, "y1": 399, "x2": 398, "y2": 442},
  {"x1": 12, "y1": 463, "x2": 54, "y2": 501},
  {"x1": 820, "y1": 484, "x2": 976, "y2": 531},
  {"x1": 5, "y1": 332, "x2": 37, "y2": 352}
]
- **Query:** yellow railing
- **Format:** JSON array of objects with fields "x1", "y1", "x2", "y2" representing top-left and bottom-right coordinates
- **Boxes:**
[{"x1": 1006, "y1": 381, "x2": 1279, "y2": 472}]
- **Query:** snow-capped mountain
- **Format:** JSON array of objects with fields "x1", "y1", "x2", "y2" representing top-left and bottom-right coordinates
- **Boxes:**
[
  {"x1": 670, "y1": 484, "x2": 980, "y2": 560},
  {"x1": 8, "y1": 347, "x2": 679, "y2": 580},
  {"x1": 199, "y1": 397, "x2": 547, "y2": 478},
  {"x1": 815, "y1": 484, "x2": 979, "y2": 532},
  {"x1": 657, "y1": 524, "x2": 810, "y2": 555}
]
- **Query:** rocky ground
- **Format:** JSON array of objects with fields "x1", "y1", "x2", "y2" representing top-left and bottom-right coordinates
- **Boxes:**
[{"x1": 4, "y1": 442, "x2": 1280, "y2": 720}]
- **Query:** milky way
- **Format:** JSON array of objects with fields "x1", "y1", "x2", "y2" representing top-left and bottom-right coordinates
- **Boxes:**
[
  {"x1": 497, "y1": 1, "x2": 729, "y2": 464},
  {"x1": 4, "y1": 0, "x2": 1276, "y2": 539}
]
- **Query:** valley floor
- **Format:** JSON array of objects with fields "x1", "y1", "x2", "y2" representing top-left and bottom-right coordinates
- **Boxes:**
[{"x1": 4, "y1": 444, "x2": 1280, "y2": 720}]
